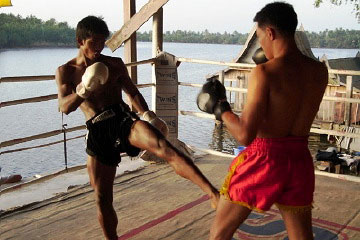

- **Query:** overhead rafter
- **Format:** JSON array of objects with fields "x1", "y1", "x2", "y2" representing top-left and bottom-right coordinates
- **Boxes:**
[{"x1": 106, "y1": 0, "x2": 169, "y2": 52}]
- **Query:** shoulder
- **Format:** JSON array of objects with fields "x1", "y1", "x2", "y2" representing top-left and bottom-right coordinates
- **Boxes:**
[
  {"x1": 56, "y1": 61, "x2": 75, "y2": 77},
  {"x1": 305, "y1": 56, "x2": 328, "y2": 84},
  {"x1": 100, "y1": 55, "x2": 125, "y2": 68},
  {"x1": 55, "y1": 59, "x2": 78, "y2": 84},
  {"x1": 250, "y1": 61, "x2": 271, "y2": 82},
  {"x1": 248, "y1": 63, "x2": 271, "y2": 93},
  {"x1": 57, "y1": 57, "x2": 77, "y2": 73}
]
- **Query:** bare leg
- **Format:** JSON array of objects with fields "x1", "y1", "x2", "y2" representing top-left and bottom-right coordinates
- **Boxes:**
[
  {"x1": 129, "y1": 120, "x2": 219, "y2": 208},
  {"x1": 279, "y1": 207, "x2": 314, "y2": 240},
  {"x1": 87, "y1": 156, "x2": 118, "y2": 240},
  {"x1": 209, "y1": 195, "x2": 251, "y2": 240}
]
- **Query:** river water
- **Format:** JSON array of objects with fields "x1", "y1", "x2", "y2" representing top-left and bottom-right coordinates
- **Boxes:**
[{"x1": 0, "y1": 42, "x2": 358, "y2": 178}]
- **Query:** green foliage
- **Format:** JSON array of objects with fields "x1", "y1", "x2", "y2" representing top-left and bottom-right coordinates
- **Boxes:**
[
  {"x1": 137, "y1": 29, "x2": 359, "y2": 49},
  {"x1": 137, "y1": 30, "x2": 248, "y2": 45},
  {"x1": 305, "y1": 28, "x2": 360, "y2": 48},
  {"x1": 0, "y1": 14, "x2": 359, "y2": 49},
  {"x1": 314, "y1": 0, "x2": 360, "y2": 22},
  {"x1": 0, "y1": 13, "x2": 75, "y2": 48}
]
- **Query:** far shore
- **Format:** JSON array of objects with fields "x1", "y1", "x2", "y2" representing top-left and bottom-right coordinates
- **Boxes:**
[{"x1": 1, "y1": 41, "x2": 360, "y2": 53}]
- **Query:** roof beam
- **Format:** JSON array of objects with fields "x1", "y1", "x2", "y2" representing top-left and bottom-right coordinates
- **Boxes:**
[{"x1": 106, "y1": 0, "x2": 169, "y2": 52}]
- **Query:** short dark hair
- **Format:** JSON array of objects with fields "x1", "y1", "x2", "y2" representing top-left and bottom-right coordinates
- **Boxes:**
[
  {"x1": 76, "y1": 16, "x2": 110, "y2": 48},
  {"x1": 253, "y1": 2, "x2": 298, "y2": 36}
]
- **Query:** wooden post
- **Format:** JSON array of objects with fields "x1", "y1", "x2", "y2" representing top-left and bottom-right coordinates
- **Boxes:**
[
  {"x1": 151, "y1": 7, "x2": 163, "y2": 110},
  {"x1": 229, "y1": 80, "x2": 232, "y2": 104},
  {"x1": 216, "y1": 70, "x2": 225, "y2": 127},
  {"x1": 235, "y1": 72, "x2": 245, "y2": 111},
  {"x1": 219, "y1": 70, "x2": 224, "y2": 85},
  {"x1": 345, "y1": 76, "x2": 353, "y2": 126},
  {"x1": 152, "y1": 7, "x2": 163, "y2": 57},
  {"x1": 153, "y1": 52, "x2": 179, "y2": 140},
  {"x1": 123, "y1": 0, "x2": 137, "y2": 84}
]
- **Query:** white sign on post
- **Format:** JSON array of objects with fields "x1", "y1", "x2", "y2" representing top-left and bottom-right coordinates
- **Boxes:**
[
  {"x1": 153, "y1": 52, "x2": 178, "y2": 140},
  {"x1": 142, "y1": 52, "x2": 194, "y2": 163}
]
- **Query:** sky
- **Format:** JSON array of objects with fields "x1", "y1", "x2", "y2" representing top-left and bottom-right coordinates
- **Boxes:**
[{"x1": 1, "y1": 0, "x2": 359, "y2": 33}]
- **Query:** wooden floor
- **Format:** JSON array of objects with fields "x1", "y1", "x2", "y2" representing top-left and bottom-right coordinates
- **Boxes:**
[{"x1": 0, "y1": 153, "x2": 359, "y2": 240}]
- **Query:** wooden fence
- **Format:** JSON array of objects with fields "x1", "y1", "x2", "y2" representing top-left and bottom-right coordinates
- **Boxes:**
[{"x1": 1, "y1": 56, "x2": 360, "y2": 159}]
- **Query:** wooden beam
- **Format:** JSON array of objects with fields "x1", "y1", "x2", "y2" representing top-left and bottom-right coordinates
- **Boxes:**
[
  {"x1": 328, "y1": 69, "x2": 360, "y2": 76},
  {"x1": 0, "y1": 75, "x2": 54, "y2": 83},
  {"x1": 123, "y1": 0, "x2": 137, "y2": 84},
  {"x1": 0, "y1": 125, "x2": 86, "y2": 148},
  {"x1": 177, "y1": 57, "x2": 255, "y2": 69},
  {"x1": 345, "y1": 76, "x2": 353, "y2": 126},
  {"x1": 106, "y1": 0, "x2": 169, "y2": 52},
  {"x1": 152, "y1": 7, "x2": 163, "y2": 57},
  {"x1": 0, "y1": 94, "x2": 57, "y2": 108}
]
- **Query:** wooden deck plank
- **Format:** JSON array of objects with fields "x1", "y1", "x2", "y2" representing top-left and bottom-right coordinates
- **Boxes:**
[{"x1": 0, "y1": 154, "x2": 359, "y2": 240}]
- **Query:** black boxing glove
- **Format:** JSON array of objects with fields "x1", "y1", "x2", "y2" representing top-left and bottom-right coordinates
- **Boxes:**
[
  {"x1": 197, "y1": 78, "x2": 231, "y2": 120},
  {"x1": 252, "y1": 47, "x2": 268, "y2": 65},
  {"x1": 214, "y1": 100, "x2": 231, "y2": 121}
]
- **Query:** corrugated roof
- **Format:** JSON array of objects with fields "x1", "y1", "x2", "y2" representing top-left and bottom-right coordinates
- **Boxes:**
[
  {"x1": 234, "y1": 24, "x2": 317, "y2": 64},
  {"x1": 322, "y1": 54, "x2": 360, "y2": 89},
  {"x1": 207, "y1": 24, "x2": 318, "y2": 79}
]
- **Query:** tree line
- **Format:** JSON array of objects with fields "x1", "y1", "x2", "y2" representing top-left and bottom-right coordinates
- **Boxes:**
[
  {"x1": 0, "y1": 14, "x2": 75, "y2": 48},
  {"x1": 0, "y1": 13, "x2": 359, "y2": 49},
  {"x1": 138, "y1": 29, "x2": 360, "y2": 49}
]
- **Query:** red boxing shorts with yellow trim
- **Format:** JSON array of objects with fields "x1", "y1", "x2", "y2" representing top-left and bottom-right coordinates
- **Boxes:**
[{"x1": 220, "y1": 137, "x2": 314, "y2": 212}]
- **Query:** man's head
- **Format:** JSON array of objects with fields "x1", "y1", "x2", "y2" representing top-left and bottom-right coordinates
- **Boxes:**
[
  {"x1": 253, "y1": 2, "x2": 298, "y2": 59},
  {"x1": 76, "y1": 16, "x2": 110, "y2": 60},
  {"x1": 76, "y1": 16, "x2": 109, "y2": 48},
  {"x1": 254, "y1": 2, "x2": 297, "y2": 37}
]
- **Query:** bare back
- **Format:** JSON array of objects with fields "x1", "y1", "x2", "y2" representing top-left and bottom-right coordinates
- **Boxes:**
[{"x1": 256, "y1": 53, "x2": 328, "y2": 137}]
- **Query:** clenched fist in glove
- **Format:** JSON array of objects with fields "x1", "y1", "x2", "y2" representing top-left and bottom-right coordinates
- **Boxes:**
[
  {"x1": 252, "y1": 47, "x2": 268, "y2": 65},
  {"x1": 143, "y1": 111, "x2": 169, "y2": 137},
  {"x1": 196, "y1": 78, "x2": 231, "y2": 121},
  {"x1": 76, "y1": 62, "x2": 109, "y2": 99}
]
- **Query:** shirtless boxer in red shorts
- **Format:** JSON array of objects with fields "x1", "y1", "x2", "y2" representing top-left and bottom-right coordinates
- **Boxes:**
[{"x1": 197, "y1": 2, "x2": 328, "y2": 240}]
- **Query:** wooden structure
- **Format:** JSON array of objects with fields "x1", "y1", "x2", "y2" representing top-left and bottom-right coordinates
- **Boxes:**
[
  {"x1": 207, "y1": 24, "x2": 317, "y2": 111},
  {"x1": 2, "y1": 0, "x2": 360, "y2": 169},
  {"x1": 319, "y1": 53, "x2": 360, "y2": 124},
  {"x1": 203, "y1": 24, "x2": 360, "y2": 151},
  {"x1": 319, "y1": 52, "x2": 360, "y2": 150},
  {"x1": 1, "y1": 152, "x2": 360, "y2": 239},
  {"x1": 106, "y1": 0, "x2": 179, "y2": 140}
]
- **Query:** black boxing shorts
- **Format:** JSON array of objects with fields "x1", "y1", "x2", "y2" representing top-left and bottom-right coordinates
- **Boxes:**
[{"x1": 85, "y1": 104, "x2": 141, "y2": 166}]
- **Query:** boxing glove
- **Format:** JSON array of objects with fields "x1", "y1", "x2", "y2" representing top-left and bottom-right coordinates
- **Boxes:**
[
  {"x1": 76, "y1": 62, "x2": 109, "y2": 99},
  {"x1": 197, "y1": 78, "x2": 231, "y2": 120},
  {"x1": 143, "y1": 111, "x2": 169, "y2": 137},
  {"x1": 252, "y1": 47, "x2": 268, "y2": 65}
]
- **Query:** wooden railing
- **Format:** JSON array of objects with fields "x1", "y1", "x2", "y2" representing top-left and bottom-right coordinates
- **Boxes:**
[
  {"x1": 2, "y1": 56, "x2": 360, "y2": 158},
  {"x1": 0, "y1": 59, "x2": 156, "y2": 156}
]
